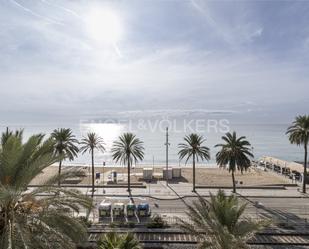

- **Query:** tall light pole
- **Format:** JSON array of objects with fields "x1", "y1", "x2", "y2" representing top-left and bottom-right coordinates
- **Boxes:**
[
  {"x1": 251, "y1": 146, "x2": 254, "y2": 165},
  {"x1": 165, "y1": 127, "x2": 170, "y2": 186},
  {"x1": 102, "y1": 161, "x2": 105, "y2": 194}
]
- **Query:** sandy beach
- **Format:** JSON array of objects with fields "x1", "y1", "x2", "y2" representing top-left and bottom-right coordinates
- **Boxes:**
[{"x1": 30, "y1": 164, "x2": 290, "y2": 187}]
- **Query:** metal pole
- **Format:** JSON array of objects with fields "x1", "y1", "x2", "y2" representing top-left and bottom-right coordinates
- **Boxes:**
[
  {"x1": 251, "y1": 146, "x2": 254, "y2": 166},
  {"x1": 165, "y1": 127, "x2": 169, "y2": 186},
  {"x1": 102, "y1": 161, "x2": 105, "y2": 194}
]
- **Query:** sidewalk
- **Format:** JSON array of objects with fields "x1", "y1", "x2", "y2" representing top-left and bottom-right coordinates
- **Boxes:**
[{"x1": 83, "y1": 181, "x2": 308, "y2": 199}]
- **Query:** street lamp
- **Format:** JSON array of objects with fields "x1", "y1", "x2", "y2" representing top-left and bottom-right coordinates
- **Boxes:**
[
  {"x1": 165, "y1": 127, "x2": 170, "y2": 186},
  {"x1": 102, "y1": 161, "x2": 105, "y2": 194},
  {"x1": 251, "y1": 146, "x2": 254, "y2": 165}
]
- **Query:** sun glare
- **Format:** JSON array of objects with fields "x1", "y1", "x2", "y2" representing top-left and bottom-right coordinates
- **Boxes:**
[{"x1": 85, "y1": 8, "x2": 123, "y2": 44}]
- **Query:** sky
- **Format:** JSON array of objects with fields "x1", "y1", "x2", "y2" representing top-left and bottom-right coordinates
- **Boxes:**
[{"x1": 0, "y1": 0, "x2": 308, "y2": 124}]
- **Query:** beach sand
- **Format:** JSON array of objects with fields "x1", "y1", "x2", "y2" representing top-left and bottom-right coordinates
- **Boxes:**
[{"x1": 30, "y1": 165, "x2": 290, "y2": 187}]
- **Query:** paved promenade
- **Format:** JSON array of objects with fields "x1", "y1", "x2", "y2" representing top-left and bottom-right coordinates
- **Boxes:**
[{"x1": 79, "y1": 180, "x2": 307, "y2": 199}]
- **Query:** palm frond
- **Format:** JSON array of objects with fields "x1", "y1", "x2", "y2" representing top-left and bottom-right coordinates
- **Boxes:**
[
  {"x1": 178, "y1": 190, "x2": 268, "y2": 249},
  {"x1": 111, "y1": 133, "x2": 144, "y2": 165},
  {"x1": 0, "y1": 130, "x2": 92, "y2": 249}
]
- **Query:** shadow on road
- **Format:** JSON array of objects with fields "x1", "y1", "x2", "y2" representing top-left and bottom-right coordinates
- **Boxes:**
[{"x1": 236, "y1": 192, "x2": 307, "y2": 230}]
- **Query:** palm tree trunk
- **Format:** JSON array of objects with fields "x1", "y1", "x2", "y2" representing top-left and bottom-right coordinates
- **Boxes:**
[
  {"x1": 58, "y1": 159, "x2": 62, "y2": 186},
  {"x1": 127, "y1": 155, "x2": 131, "y2": 193},
  {"x1": 8, "y1": 220, "x2": 12, "y2": 249},
  {"x1": 232, "y1": 170, "x2": 236, "y2": 193},
  {"x1": 193, "y1": 153, "x2": 196, "y2": 192},
  {"x1": 303, "y1": 144, "x2": 308, "y2": 193},
  {"x1": 91, "y1": 149, "x2": 95, "y2": 198}
]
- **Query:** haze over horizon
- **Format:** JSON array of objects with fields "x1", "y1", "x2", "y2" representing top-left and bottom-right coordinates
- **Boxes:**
[{"x1": 0, "y1": 0, "x2": 308, "y2": 124}]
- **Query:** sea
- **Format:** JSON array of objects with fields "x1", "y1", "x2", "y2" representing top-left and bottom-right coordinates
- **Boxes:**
[{"x1": 1, "y1": 110, "x2": 304, "y2": 167}]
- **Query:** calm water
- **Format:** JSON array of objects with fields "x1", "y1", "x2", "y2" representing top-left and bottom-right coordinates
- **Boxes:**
[{"x1": 1, "y1": 111, "x2": 304, "y2": 166}]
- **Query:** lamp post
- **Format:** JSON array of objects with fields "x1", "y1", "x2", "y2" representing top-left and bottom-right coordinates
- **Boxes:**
[
  {"x1": 102, "y1": 161, "x2": 105, "y2": 194},
  {"x1": 251, "y1": 146, "x2": 254, "y2": 166},
  {"x1": 165, "y1": 127, "x2": 170, "y2": 186}
]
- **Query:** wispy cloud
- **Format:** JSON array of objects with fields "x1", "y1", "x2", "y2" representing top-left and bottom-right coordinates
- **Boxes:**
[
  {"x1": 9, "y1": 0, "x2": 63, "y2": 25},
  {"x1": 0, "y1": 0, "x2": 308, "y2": 122},
  {"x1": 190, "y1": 0, "x2": 263, "y2": 45},
  {"x1": 40, "y1": 0, "x2": 81, "y2": 18}
]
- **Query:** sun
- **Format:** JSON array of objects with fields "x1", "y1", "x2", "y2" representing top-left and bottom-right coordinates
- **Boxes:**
[{"x1": 85, "y1": 7, "x2": 123, "y2": 44}]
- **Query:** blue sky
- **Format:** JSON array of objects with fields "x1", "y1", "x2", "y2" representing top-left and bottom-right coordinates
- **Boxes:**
[{"x1": 0, "y1": 0, "x2": 308, "y2": 123}]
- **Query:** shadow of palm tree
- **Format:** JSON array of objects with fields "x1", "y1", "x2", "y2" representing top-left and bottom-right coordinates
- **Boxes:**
[
  {"x1": 165, "y1": 184, "x2": 189, "y2": 207},
  {"x1": 236, "y1": 193, "x2": 308, "y2": 230}
]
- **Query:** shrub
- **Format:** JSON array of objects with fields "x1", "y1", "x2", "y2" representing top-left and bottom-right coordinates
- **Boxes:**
[
  {"x1": 78, "y1": 216, "x2": 92, "y2": 228},
  {"x1": 146, "y1": 215, "x2": 166, "y2": 228}
]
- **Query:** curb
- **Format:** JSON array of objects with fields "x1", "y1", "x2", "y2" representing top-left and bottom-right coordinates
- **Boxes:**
[{"x1": 88, "y1": 194, "x2": 309, "y2": 200}]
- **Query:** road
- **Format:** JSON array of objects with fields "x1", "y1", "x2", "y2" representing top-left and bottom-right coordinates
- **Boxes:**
[
  {"x1": 91, "y1": 194, "x2": 309, "y2": 223},
  {"x1": 30, "y1": 180, "x2": 309, "y2": 223}
]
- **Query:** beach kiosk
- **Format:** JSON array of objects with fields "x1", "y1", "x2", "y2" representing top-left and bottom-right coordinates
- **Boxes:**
[
  {"x1": 143, "y1": 168, "x2": 153, "y2": 180},
  {"x1": 113, "y1": 203, "x2": 125, "y2": 217},
  {"x1": 172, "y1": 168, "x2": 182, "y2": 178},
  {"x1": 98, "y1": 202, "x2": 112, "y2": 218},
  {"x1": 163, "y1": 168, "x2": 173, "y2": 180},
  {"x1": 137, "y1": 203, "x2": 151, "y2": 217},
  {"x1": 126, "y1": 203, "x2": 136, "y2": 217}
]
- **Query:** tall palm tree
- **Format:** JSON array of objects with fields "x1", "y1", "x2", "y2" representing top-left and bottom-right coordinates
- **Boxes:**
[
  {"x1": 111, "y1": 133, "x2": 144, "y2": 193},
  {"x1": 215, "y1": 132, "x2": 253, "y2": 193},
  {"x1": 80, "y1": 132, "x2": 105, "y2": 198},
  {"x1": 178, "y1": 134, "x2": 210, "y2": 192},
  {"x1": 286, "y1": 115, "x2": 309, "y2": 193},
  {"x1": 178, "y1": 190, "x2": 267, "y2": 249},
  {"x1": 51, "y1": 128, "x2": 79, "y2": 186},
  {"x1": 98, "y1": 232, "x2": 141, "y2": 249},
  {"x1": 0, "y1": 131, "x2": 92, "y2": 249}
]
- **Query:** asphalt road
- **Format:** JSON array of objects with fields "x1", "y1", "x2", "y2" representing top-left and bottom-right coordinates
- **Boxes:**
[{"x1": 92, "y1": 195, "x2": 309, "y2": 222}]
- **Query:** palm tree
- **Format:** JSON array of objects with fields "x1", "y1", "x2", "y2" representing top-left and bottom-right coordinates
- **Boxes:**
[
  {"x1": 178, "y1": 190, "x2": 267, "y2": 249},
  {"x1": 215, "y1": 132, "x2": 253, "y2": 193},
  {"x1": 1, "y1": 127, "x2": 23, "y2": 146},
  {"x1": 178, "y1": 134, "x2": 210, "y2": 192},
  {"x1": 0, "y1": 131, "x2": 92, "y2": 249},
  {"x1": 51, "y1": 128, "x2": 79, "y2": 186},
  {"x1": 98, "y1": 232, "x2": 141, "y2": 249},
  {"x1": 80, "y1": 132, "x2": 105, "y2": 198},
  {"x1": 111, "y1": 133, "x2": 144, "y2": 193},
  {"x1": 286, "y1": 115, "x2": 309, "y2": 193}
]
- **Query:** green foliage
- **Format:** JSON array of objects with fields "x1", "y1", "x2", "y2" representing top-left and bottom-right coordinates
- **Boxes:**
[
  {"x1": 109, "y1": 221, "x2": 136, "y2": 228},
  {"x1": 111, "y1": 133, "x2": 144, "y2": 166},
  {"x1": 80, "y1": 132, "x2": 105, "y2": 154},
  {"x1": 286, "y1": 115, "x2": 309, "y2": 146},
  {"x1": 51, "y1": 128, "x2": 79, "y2": 160},
  {"x1": 111, "y1": 133, "x2": 144, "y2": 192},
  {"x1": 215, "y1": 132, "x2": 253, "y2": 173},
  {"x1": 97, "y1": 232, "x2": 141, "y2": 249},
  {"x1": 215, "y1": 132, "x2": 253, "y2": 193},
  {"x1": 147, "y1": 215, "x2": 166, "y2": 228},
  {"x1": 78, "y1": 216, "x2": 93, "y2": 228},
  {"x1": 178, "y1": 133, "x2": 210, "y2": 191},
  {"x1": 109, "y1": 222, "x2": 117, "y2": 228},
  {"x1": 286, "y1": 115, "x2": 309, "y2": 193},
  {"x1": 178, "y1": 134, "x2": 210, "y2": 163},
  {"x1": 80, "y1": 132, "x2": 105, "y2": 197},
  {"x1": 0, "y1": 130, "x2": 93, "y2": 249},
  {"x1": 125, "y1": 221, "x2": 136, "y2": 228},
  {"x1": 178, "y1": 190, "x2": 268, "y2": 249},
  {"x1": 51, "y1": 128, "x2": 79, "y2": 186},
  {"x1": 1, "y1": 127, "x2": 24, "y2": 146}
]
